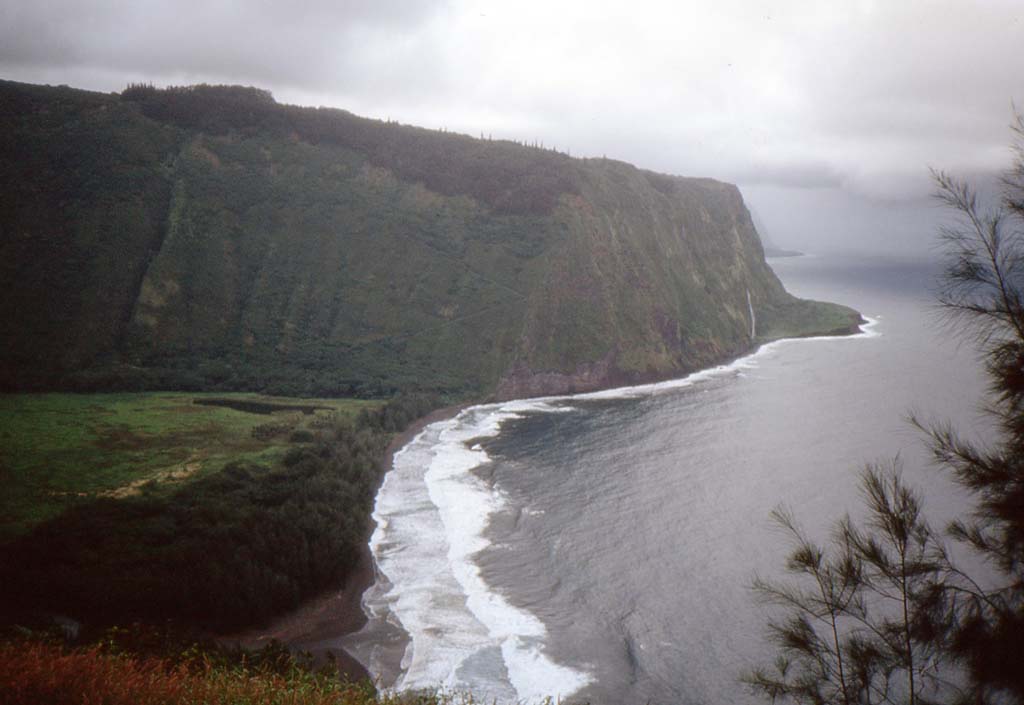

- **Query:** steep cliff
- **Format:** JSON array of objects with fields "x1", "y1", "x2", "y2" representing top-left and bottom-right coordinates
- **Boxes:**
[{"x1": 0, "y1": 80, "x2": 860, "y2": 398}]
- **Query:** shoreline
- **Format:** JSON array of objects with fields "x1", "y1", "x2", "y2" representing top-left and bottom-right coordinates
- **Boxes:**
[
  {"x1": 225, "y1": 316, "x2": 873, "y2": 685},
  {"x1": 223, "y1": 402, "x2": 471, "y2": 682}
]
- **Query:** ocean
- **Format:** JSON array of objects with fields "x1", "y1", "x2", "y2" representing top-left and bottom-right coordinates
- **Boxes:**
[{"x1": 338, "y1": 252, "x2": 992, "y2": 704}]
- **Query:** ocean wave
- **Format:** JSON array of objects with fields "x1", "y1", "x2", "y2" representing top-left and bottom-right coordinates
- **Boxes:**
[
  {"x1": 362, "y1": 316, "x2": 880, "y2": 701},
  {"x1": 367, "y1": 401, "x2": 593, "y2": 703},
  {"x1": 569, "y1": 315, "x2": 881, "y2": 401}
]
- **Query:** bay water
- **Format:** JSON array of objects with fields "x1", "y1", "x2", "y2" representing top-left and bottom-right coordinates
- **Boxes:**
[{"x1": 339, "y1": 252, "x2": 991, "y2": 704}]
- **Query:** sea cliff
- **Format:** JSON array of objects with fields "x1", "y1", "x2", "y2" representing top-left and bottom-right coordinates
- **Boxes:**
[{"x1": 0, "y1": 79, "x2": 860, "y2": 400}]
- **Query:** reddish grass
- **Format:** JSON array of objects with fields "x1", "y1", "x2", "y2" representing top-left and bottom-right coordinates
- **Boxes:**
[{"x1": 0, "y1": 640, "x2": 382, "y2": 705}]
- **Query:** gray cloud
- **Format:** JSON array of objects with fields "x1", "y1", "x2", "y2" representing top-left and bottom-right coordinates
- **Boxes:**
[
  {"x1": 734, "y1": 162, "x2": 846, "y2": 190},
  {"x1": 1, "y1": 0, "x2": 1021, "y2": 253},
  {"x1": 0, "y1": 1, "x2": 447, "y2": 90}
]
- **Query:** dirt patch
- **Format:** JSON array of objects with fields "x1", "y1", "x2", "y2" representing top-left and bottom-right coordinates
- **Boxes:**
[{"x1": 98, "y1": 454, "x2": 205, "y2": 499}]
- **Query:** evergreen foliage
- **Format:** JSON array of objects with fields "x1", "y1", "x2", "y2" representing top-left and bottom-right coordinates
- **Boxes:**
[
  {"x1": 744, "y1": 465, "x2": 957, "y2": 704},
  {"x1": 745, "y1": 116, "x2": 1024, "y2": 704}
]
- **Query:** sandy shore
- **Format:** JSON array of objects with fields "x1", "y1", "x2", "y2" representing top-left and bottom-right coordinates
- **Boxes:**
[{"x1": 224, "y1": 402, "x2": 471, "y2": 682}]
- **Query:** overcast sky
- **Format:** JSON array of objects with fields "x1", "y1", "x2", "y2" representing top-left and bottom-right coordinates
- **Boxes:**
[{"x1": 2, "y1": 0, "x2": 1021, "y2": 254}]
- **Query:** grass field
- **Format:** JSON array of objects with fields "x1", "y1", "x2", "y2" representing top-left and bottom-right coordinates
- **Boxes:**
[{"x1": 0, "y1": 392, "x2": 378, "y2": 541}]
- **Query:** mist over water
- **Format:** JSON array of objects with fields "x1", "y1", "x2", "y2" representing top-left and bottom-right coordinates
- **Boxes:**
[{"x1": 342, "y1": 251, "x2": 990, "y2": 704}]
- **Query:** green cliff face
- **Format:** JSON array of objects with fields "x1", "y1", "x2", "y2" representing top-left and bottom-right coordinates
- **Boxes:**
[{"x1": 0, "y1": 80, "x2": 861, "y2": 399}]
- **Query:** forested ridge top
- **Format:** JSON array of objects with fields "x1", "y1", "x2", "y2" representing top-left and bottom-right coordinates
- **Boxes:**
[
  {"x1": 119, "y1": 81, "x2": 581, "y2": 216},
  {"x1": 0, "y1": 79, "x2": 860, "y2": 398}
]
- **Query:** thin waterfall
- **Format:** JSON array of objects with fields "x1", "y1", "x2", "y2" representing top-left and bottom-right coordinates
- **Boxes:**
[{"x1": 746, "y1": 288, "x2": 756, "y2": 339}]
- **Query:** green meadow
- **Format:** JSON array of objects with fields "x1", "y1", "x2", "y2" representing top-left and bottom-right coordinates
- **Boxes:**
[{"x1": 0, "y1": 392, "x2": 377, "y2": 541}]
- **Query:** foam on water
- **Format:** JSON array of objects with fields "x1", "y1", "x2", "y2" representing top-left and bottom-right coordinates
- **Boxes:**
[
  {"x1": 367, "y1": 400, "x2": 593, "y2": 703},
  {"x1": 575, "y1": 316, "x2": 879, "y2": 401},
  {"x1": 363, "y1": 317, "x2": 880, "y2": 701}
]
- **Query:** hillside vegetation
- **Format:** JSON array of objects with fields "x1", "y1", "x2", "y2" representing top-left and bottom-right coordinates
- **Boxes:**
[
  {"x1": 0, "y1": 80, "x2": 860, "y2": 400},
  {"x1": 0, "y1": 392, "x2": 375, "y2": 541},
  {"x1": 0, "y1": 393, "x2": 438, "y2": 633}
]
